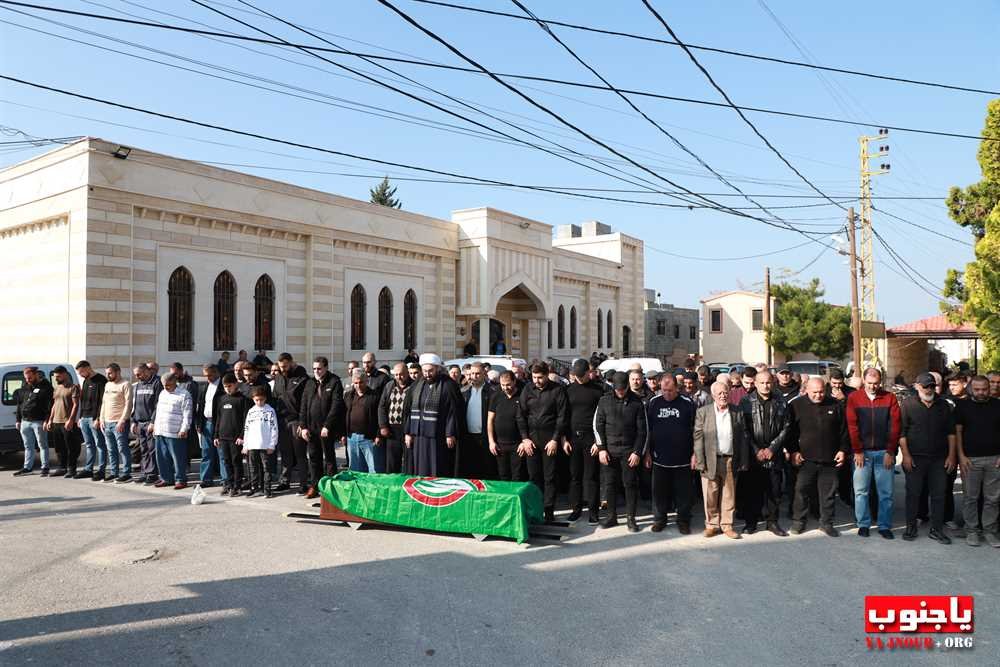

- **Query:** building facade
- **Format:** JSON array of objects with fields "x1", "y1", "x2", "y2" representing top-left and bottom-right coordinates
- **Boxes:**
[
  {"x1": 643, "y1": 289, "x2": 698, "y2": 367},
  {"x1": 0, "y1": 139, "x2": 644, "y2": 372},
  {"x1": 700, "y1": 290, "x2": 779, "y2": 365}
]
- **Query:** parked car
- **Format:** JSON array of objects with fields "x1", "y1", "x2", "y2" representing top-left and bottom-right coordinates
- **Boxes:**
[
  {"x1": 442, "y1": 355, "x2": 526, "y2": 375},
  {"x1": 785, "y1": 360, "x2": 843, "y2": 380},
  {"x1": 1, "y1": 363, "x2": 79, "y2": 455},
  {"x1": 598, "y1": 357, "x2": 664, "y2": 374}
]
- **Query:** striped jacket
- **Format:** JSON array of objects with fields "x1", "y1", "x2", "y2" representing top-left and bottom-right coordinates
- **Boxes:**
[{"x1": 153, "y1": 388, "x2": 193, "y2": 438}]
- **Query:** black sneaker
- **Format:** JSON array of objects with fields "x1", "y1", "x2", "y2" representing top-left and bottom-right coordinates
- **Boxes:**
[
  {"x1": 790, "y1": 524, "x2": 806, "y2": 535},
  {"x1": 13, "y1": 468, "x2": 32, "y2": 477},
  {"x1": 626, "y1": 516, "x2": 640, "y2": 533},
  {"x1": 544, "y1": 508, "x2": 555, "y2": 523},
  {"x1": 40, "y1": 468, "x2": 50, "y2": 477},
  {"x1": 821, "y1": 525, "x2": 840, "y2": 537},
  {"x1": 221, "y1": 486, "x2": 231, "y2": 496},
  {"x1": 273, "y1": 482, "x2": 290, "y2": 492},
  {"x1": 600, "y1": 515, "x2": 619, "y2": 529},
  {"x1": 92, "y1": 471, "x2": 104, "y2": 481},
  {"x1": 247, "y1": 489, "x2": 259, "y2": 498},
  {"x1": 567, "y1": 508, "x2": 583, "y2": 522},
  {"x1": 265, "y1": 487, "x2": 274, "y2": 499},
  {"x1": 143, "y1": 477, "x2": 156, "y2": 485},
  {"x1": 928, "y1": 529, "x2": 952, "y2": 545},
  {"x1": 117, "y1": 475, "x2": 132, "y2": 483},
  {"x1": 902, "y1": 525, "x2": 918, "y2": 541},
  {"x1": 879, "y1": 529, "x2": 895, "y2": 540},
  {"x1": 588, "y1": 509, "x2": 600, "y2": 525},
  {"x1": 858, "y1": 527, "x2": 870, "y2": 537},
  {"x1": 74, "y1": 470, "x2": 90, "y2": 479},
  {"x1": 651, "y1": 520, "x2": 666, "y2": 533},
  {"x1": 63, "y1": 469, "x2": 76, "y2": 478}
]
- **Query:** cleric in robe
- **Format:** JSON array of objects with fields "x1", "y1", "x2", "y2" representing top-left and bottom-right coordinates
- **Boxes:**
[{"x1": 402, "y1": 354, "x2": 465, "y2": 476}]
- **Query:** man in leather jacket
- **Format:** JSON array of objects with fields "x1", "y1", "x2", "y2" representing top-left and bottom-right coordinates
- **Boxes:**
[{"x1": 739, "y1": 370, "x2": 791, "y2": 536}]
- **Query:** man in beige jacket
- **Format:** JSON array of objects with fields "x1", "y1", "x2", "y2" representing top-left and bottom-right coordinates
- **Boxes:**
[{"x1": 694, "y1": 382, "x2": 749, "y2": 539}]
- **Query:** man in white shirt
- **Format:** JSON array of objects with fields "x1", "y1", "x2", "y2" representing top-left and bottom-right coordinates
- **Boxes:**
[
  {"x1": 694, "y1": 382, "x2": 749, "y2": 539},
  {"x1": 195, "y1": 364, "x2": 225, "y2": 487},
  {"x1": 460, "y1": 362, "x2": 495, "y2": 479}
]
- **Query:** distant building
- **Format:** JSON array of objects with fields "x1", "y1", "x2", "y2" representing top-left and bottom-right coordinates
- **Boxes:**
[
  {"x1": 700, "y1": 290, "x2": 779, "y2": 365},
  {"x1": 644, "y1": 289, "x2": 698, "y2": 368}
]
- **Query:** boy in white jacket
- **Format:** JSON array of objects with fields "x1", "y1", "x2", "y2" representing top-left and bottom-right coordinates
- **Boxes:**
[{"x1": 243, "y1": 386, "x2": 278, "y2": 498}]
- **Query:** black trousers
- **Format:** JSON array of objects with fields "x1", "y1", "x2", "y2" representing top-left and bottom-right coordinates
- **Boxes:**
[
  {"x1": 459, "y1": 432, "x2": 498, "y2": 480},
  {"x1": 793, "y1": 460, "x2": 839, "y2": 527},
  {"x1": 601, "y1": 452, "x2": 639, "y2": 518},
  {"x1": 279, "y1": 421, "x2": 308, "y2": 489},
  {"x1": 568, "y1": 431, "x2": 600, "y2": 512},
  {"x1": 247, "y1": 449, "x2": 272, "y2": 490},
  {"x1": 742, "y1": 462, "x2": 784, "y2": 525},
  {"x1": 495, "y1": 442, "x2": 524, "y2": 482},
  {"x1": 307, "y1": 435, "x2": 337, "y2": 487},
  {"x1": 906, "y1": 455, "x2": 947, "y2": 530},
  {"x1": 50, "y1": 423, "x2": 82, "y2": 471},
  {"x1": 652, "y1": 465, "x2": 693, "y2": 523},
  {"x1": 384, "y1": 425, "x2": 405, "y2": 474},
  {"x1": 525, "y1": 437, "x2": 558, "y2": 510},
  {"x1": 219, "y1": 438, "x2": 243, "y2": 489}
]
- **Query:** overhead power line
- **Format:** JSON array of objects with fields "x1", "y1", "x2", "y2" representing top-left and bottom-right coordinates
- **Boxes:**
[
  {"x1": 640, "y1": 0, "x2": 845, "y2": 211},
  {"x1": 406, "y1": 0, "x2": 1000, "y2": 97},
  {"x1": 0, "y1": 1, "x2": 996, "y2": 142}
]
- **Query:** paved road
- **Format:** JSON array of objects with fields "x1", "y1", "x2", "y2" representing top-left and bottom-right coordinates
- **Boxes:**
[{"x1": 0, "y1": 457, "x2": 996, "y2": 666}]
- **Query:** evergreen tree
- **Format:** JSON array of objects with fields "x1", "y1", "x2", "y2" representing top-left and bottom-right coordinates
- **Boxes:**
[
  {"x1": 369, "y1": 176, "x2": 402, "y2": 209},
  {"x1": 943, "y1": 99, "x2": 1000, "y2": 368},
  {"x1": 766, "y1": 279, "x2": 852, "y2": 360}
]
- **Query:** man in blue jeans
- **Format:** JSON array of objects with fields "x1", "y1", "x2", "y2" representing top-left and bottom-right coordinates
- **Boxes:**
[
  {"x1": 99, "y1": 363, "x2": 133, "y2": 482},
  {"x1": 195, "y1": 364, "x2": 227, "y2": 487},
  {"x1": 74, "y1": 361, "x2": 108, "y2": 480},
  {"x1": 343, "y1": 370, "x2": 383, "y2": 472},
  {"x1": 13, "y1": 367, "x2": 54, "y2": 476},
  {"x1": 846, "y1": 368, "x2": 902, "y2": 539}
]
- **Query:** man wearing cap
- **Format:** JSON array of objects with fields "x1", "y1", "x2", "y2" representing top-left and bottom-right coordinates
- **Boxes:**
[
  {"x1": 594, "y1": 371, "x2": 647, "y2": 532},
  {"x1": 644, "y1": 370, "x2": 660, "y2": 397},
  {"x1": 955, "y1": 375, "x2": 1000, "y2": 547},
  {"x1": 899, "y1": 373, "x2": 957, "y2": 543},
  {"x1": 645, "y1": 374, "x2": 697, "y2": 533},
  {"x1": 846, "y1": 368, "x2": 900, "y2": 539},
  {"x1": 518, "y1": 362, "x2": 568, "y2": 523},
  {"x1": 403, "y1": 354, "x2": 464, "y2": 477},
  {"x1": 565, "y1": 359, "x2": 605, "y2": 523},
  {"x1": 774, "y1": 366, "x2": 800, "y2": 402}
]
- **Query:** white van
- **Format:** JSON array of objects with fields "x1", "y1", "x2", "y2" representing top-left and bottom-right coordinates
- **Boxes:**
[{"x1": 1, "y1": 363, "x2": 79, "y2": 455}]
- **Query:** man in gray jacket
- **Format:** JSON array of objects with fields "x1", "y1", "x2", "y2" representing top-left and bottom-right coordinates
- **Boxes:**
[{"x1": 694, "y1": 382, "x2": 748, "y2": 539}]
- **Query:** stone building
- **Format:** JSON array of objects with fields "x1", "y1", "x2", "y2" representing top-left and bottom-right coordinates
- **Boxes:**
[
  {"x1": 0, "y1": 139, "x2": 644, "y2": 373},
  {"x1": 643, "y1": 289, "x2": 699, "y2": 367}
]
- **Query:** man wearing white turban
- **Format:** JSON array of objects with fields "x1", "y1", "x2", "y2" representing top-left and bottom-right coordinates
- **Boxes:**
[{"x1": 402, "y1": 354, "x2": 465, "y2": 476}]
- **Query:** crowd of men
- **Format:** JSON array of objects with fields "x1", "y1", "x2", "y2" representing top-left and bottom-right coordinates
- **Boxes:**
[{"x1": 12, "y1": 352, "x2": 1000, "y2": 546}]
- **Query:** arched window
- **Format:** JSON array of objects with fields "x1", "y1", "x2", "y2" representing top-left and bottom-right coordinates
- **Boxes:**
[
  {"x1": 254, "y1": 274, "x2": 275, "y2": 351},
  {"x1": 607, "y1": 310, "x2": 614, "y2": 349},
  {"x1": 378, "y1": 287, "x2": 393, "y2": 350},
  {"x1": 403, "y1": 289, "x2": 417, "y2": 350},
  {"x1": 597, "y1": 308, "x2": 604, "y2": 348},
  {"x1": 213, "y1": 271, "x2": 236, "y2": 351},
  {"x1": 622, "y1": 325, "x2": 631, "y2": 356},
  {"x1": 168, "y1": 266, "x2": 194, "y2": 351},
  {"x1": 569, "y1": 306, "x2": 577, "y2": 349},
  {"x1": 547, "y1": 320, "x2": 552, "y2": 349},
  {"x1": 350, "y1": 284, "x2": 366, "y2": 351},
  {"x1": 557, "y1": 305, "x2": 565, "y2": 349}
]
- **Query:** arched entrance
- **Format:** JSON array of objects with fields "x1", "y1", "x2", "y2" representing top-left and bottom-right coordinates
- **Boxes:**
[
  {"x1": 622, "y1": 325, "x2": 631, "y2": 357},
  {"x1": 471, "y1": 318, "x2": 507, "y2": 355}
]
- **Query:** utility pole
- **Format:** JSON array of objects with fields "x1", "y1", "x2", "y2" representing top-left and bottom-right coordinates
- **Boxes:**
[
  {"x1": 859, "y1": 129, "x2": 890, "y2": 369},
  {"x1": 763, "y1": 266, "x2": 772, "y2": 366},
  {"x1": 847, "y1": 207, "x2": 863, "y2": 379}
]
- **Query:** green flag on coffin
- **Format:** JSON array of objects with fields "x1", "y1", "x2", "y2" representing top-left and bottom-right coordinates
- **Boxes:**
[{"x1": 316, "y1": 471, "x2": 543, "y2": 543}]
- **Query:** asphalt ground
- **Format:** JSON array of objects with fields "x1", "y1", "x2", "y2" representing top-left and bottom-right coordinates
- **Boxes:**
[{"x1": 0, "y1": 453, "x2": 997, "y2": 666}]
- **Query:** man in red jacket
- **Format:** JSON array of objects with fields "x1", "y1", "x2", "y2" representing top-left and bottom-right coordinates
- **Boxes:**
[{"x1": 846, "y1": 368, "x2": 901, "y2": 539}]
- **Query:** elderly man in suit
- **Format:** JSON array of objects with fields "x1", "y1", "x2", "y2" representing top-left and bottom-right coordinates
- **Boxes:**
[
  {"x1": 694, "y1": 381, "x2": 749, "y2": 539},
  {"x1": 459, "y1": 362, "x2": 495, "y2": 479}
]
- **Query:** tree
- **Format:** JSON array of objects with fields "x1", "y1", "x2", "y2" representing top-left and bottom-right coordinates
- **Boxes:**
[
  {"x1": 369, "y1": 176, "x2": 402, "y2": 209},
  {"x1": 943, "y1": 99, "x2": 1000, "y2": 368},
  {"x1": 766, "y1": 279, "x2": 852, "y2": 360}
]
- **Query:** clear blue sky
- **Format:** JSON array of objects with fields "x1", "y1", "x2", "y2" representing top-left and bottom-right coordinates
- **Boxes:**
[{"x1": 2, "y1": 0, "x2": 996, "y2": 325}]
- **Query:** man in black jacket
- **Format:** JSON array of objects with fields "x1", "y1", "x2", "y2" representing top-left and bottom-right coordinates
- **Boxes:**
[
  {"x1": 74, "y1": 361, "x2": 108, "y2": 480},
  {"x1": 518, "y1": 362, "x2": 568, "y2": 523},
  {"x1": 775, "y1": 366, "x2": 801, "y2": 402},
  {"x1": 361, "y1": 352, "x2": 389, "y2": 398},
  {"x1": 13, "y1": 367, "x2": 53, "y2": 475},
  {"x1": 379, "y1": 363, "x2": 413, "y2": 474},
  {"x1": 900, "y1": 373, "x2": 957, "y2": 544},
  {"x1": 459, "y1": 362, "x2": 495, "y2": 480},
  {"x1": 594, "y1": 372, "x2": 648, "y2": 532},
  {"x1": 299, "y1": 356, "x2": 345, "y2": 498},
  {"x1": 272, "y1": 352, "x2": 309, "y2": 493},
  {"x1": 787, "y1": 377, "x2": 850, "y2": 537},
  {"x1": 565, "y1": 359, "x2": 605, "y2": 523},
  {"x1": 740, "y1": 371, "x2": 791, "y2": 536}
]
